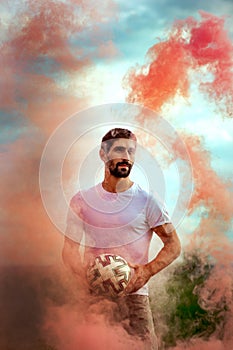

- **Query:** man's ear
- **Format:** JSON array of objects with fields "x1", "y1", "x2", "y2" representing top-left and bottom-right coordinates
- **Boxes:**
[{"x1": 99, "y1": 148, "x2": 107, "y2": 162}]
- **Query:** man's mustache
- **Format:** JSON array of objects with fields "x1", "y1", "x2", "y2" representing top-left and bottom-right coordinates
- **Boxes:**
[
  {"x1": 116, "y1": 161, "x2": 132, "y2": 167},
  {"x1": 106, "y1": 159, "x2": 133, "y2": 169}
]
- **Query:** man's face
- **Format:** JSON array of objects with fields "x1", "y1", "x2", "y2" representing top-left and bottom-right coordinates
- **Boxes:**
[{"x1": 104, "y1": 138, "x2": 136, "y2": 178}]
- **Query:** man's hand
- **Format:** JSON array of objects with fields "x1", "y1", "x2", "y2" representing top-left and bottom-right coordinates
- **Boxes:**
[
  {"x1": 124, "y1": 263, "x2": 152, "y2": 294},
  {"x1": 124, "y1": 224, "x2": 181, "y2": 294}
]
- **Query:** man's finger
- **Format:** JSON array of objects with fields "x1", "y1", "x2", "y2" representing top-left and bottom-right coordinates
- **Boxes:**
[
  {"x1": 125, "y1": 277, "x2": 136, "y2": 293},
  {"x1": 128, "y1": 261, "x2": 137, "y2": 269}
]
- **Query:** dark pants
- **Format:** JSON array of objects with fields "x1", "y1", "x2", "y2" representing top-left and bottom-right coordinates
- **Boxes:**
[
  {"x1": 116, "y1": 295, "x2": 158, "y2": 350},
  {"x1": 88, "y1": 293, "x2": 158, "y2": 350}
]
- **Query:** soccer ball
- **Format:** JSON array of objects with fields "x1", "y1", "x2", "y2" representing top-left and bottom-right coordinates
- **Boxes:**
[{"x1": 86, "y1": 253, "x2": 131, "y2": 297}]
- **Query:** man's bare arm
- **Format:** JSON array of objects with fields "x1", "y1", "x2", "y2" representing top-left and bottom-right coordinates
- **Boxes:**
[
  {"x1": 125, "y1": 223, "x2": 181, "y2": 294},
  {"x1": 146, "y1": 223, "x2": 181, "y2": 276}
]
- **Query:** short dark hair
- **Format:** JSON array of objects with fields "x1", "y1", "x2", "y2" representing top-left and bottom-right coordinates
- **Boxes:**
[{"x1": 101, "y1": 128, "x2": 137, "y2": 153}]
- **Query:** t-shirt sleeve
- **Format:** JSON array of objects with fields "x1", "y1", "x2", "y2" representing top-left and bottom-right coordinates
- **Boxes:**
[
  {"x1": 65, "y1": 193, "x2": 84, "y2": 243},
  {"x1": 146, "y1": 193, "x2": 171, "y2": 228}
]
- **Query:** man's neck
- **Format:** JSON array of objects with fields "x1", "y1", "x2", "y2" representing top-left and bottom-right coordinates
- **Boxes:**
[{"x1": 102, "y1": 177, "x2": 134, "y2": 193}]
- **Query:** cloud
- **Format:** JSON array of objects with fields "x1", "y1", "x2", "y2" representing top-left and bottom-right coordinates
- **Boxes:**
[{"x1": 109, "y1": 0, "x2": 233, "y2": 63}]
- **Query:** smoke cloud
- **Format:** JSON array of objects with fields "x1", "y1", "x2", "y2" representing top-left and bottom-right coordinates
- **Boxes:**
[
  {"x1": 124, "y1": 11, "x2": 233, "y2": 118},
  {"x1": 124, "y1": 10, "x2": 233, "y2": 349},
  {"x1": 1, "y1": 3, "x2": 233, "y2": 350}
]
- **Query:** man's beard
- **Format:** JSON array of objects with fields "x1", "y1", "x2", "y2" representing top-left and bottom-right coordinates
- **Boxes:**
[{"x1": 107, "y1": 160, "x2": 133, "y2": 178}]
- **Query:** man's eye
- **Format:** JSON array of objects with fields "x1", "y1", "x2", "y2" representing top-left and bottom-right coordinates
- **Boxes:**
[
  {"x1": 115, "y1": 147, "x2": 124, "y2": 152},
  {"x1": 128, "y1": 148, "x2": 135, "y2": 155},
  {"x1": 113, "y1": 147, "x2": 135, "y2": 154}
]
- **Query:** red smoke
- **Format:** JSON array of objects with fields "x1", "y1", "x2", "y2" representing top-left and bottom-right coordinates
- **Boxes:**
[
  {"x1": 187, "y1": 12, "x2": 233, "y2": 117},
  {"x1": 124, "y1": 11, "x2": 233, "y2": 117},
  {"x1": 124, "y1": 10, "x2": 233, "y2": 237},
  {"x1": 1, "y1": 0, "x2": 117, "y2": 266},
  {"x1": 124, "y1": 11, "x2": 233, "y2": 349},
  {"x1": 124, "y1": 40, "x2": 190, "y2": 111},
  {"x1": 174, "y1": 133, "x2": 233, "y2": 220},
  {"x1": 1, "y1": 3, "x2": 233, "y2": 350},
  {"x1": 44, "y1": 301, "x2": 143, "y2": 350},
  {"x1": 0, "y1": 2, "x2": 90, "y2": 132},
  {"x1": 0, "y1": 1, "x2": 128, "y2": 350},
  {"x1": 0, "y1": 0, "x2": 117, "y2": 132}
]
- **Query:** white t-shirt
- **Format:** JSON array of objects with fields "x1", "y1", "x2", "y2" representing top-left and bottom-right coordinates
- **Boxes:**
[{"x1": 66, "y1": 182, "x2": 171, "y2": 295}]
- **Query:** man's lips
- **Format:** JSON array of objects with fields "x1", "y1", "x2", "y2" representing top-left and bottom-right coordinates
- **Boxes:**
[{"x1": 118, "y1": 164, "x2": 129, "y2": 169}]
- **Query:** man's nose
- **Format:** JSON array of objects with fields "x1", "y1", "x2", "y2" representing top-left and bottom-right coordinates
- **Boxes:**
[
  {"x1": 122, "y1": 150, "x2": 129, "y2": 159},
  {"x1": 122, "y1": 150, "x2": 132, "y2": 160}
]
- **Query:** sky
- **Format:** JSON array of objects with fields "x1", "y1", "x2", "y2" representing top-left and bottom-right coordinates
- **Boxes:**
[
  {"x1": 0, "y1": 0, "x2": 232, "y2": 265},
  {"x1": 0, "y1": 1, "x2": 233, "y2": 348}
]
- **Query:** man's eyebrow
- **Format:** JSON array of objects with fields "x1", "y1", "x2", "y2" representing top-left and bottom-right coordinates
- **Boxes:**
[
  {"x1": 111, "y1": 146, "x2": 124, "y2": 150},
  {"x1": 112, "y1": 146, "x2": 136, "y2": 151}
]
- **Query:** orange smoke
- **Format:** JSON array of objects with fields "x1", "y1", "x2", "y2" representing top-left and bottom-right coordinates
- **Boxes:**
[
  {"x1": 124, "y1": 12, "x2": 233, "y2": 347},
  {"x1": 44, "y1": 301, "x2": 144, "y2": 350},
  {"x1": 0, "y1": 1, "x2": 126, "y2": 348},
  {"x1": 124, "y1": 11, "x2": 233, "y2": 118},
  {"x1": 1, "y1": 0, "x2": 118, "y2": 266},
  {"x1": 124, "y1": 11, "x2": 233, "y2": 241},
  {"x1": 174, "y1": 134, "x2": 233, "y2": 220}
]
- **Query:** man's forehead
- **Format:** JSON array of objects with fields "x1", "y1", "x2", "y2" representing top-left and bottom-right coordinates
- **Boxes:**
[{"x1": 109, "y1": 138, "x2": 136, "y2": 149}]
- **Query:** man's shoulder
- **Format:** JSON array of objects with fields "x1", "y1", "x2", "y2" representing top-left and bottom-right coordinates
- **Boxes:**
[
  {"x1": 132, "y1": 184, "x2": 156, "y2": 208},
  {"x1": 133, "y1": 184, "x2": 165, "y2": 206},
  {"x1": 133, "y1": 183, "x2": 153, "y2": 198},
  {"x1": 70, "y1": 184, "x2": 99, "y2": 205}
]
